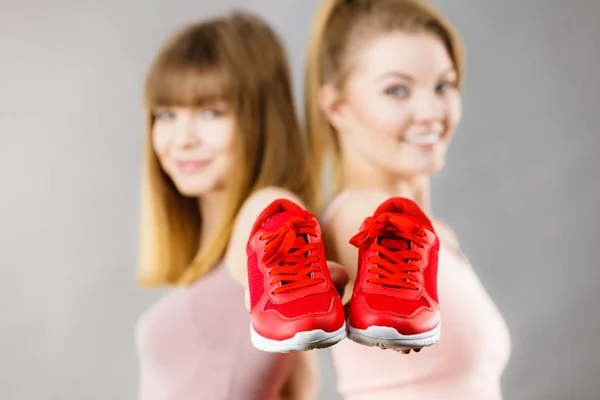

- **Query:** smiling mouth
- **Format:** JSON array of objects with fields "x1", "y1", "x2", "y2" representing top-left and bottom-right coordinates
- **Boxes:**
[
  {"x1": 402, "y1": 133, "x2": 442, "y2": 145},
  {"x1": 175, "y1": 159, "x2": 211, "y2": 172}
]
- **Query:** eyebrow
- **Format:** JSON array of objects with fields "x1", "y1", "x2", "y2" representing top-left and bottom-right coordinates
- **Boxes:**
[{"x1": 376, "y1": 67, "x2": 457, "y2": 82}]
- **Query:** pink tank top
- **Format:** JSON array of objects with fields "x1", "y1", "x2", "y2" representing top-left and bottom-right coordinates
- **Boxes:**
[
  {"x1": 135, "y1": 263, "x2": 295, "y2": 400},
  {"x1": 323, "y1": 192, "x2": 511, "y2": 400}
]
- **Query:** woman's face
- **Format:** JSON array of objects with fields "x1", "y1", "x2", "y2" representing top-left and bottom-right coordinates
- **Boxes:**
[
  {"x1": 151, "y1": 101, "x2": 235, "y2": 197},
  {"x1": 329, "y1": 31, "x2": 462, "y2": 178}
]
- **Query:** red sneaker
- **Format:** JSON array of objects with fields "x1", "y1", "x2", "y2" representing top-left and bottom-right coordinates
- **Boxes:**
[
  {"x1": 347, "y1": 197, "x2": 441, "y2": 350},
  {"x1": 246, "y1": 199, "x2": 346, "y2": 352}
]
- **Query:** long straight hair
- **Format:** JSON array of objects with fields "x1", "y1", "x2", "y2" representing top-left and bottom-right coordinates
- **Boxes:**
[{"x1": 138, "y1": 12, "x2": 314, "y2": 287}]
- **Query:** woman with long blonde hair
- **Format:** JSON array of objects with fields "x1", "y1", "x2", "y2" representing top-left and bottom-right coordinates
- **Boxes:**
[
  {"x1": 305, "y1": 0, "x2": 511, "y2": 398},
  {"x1": 134, "y1": 11, "x2": 342, "y2": 399}
]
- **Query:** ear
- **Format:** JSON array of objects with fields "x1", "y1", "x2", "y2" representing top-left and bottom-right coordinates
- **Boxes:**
[{"x1": 318, "y1": 83, "x2": 348, "y2": 132}]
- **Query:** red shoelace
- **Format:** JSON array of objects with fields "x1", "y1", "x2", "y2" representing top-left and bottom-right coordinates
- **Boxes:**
[
  {"x1": 350, "y1": 213, "x2": 425, "y2": 290},
  {"x1": 260, "y1": 215, "x2": 323, "y2": 294}
]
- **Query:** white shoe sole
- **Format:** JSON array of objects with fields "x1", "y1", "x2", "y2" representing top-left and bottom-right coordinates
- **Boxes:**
[
  {"x1": 348, "y1": 322, "x2": 441, "y2": 349},
  {"x1": 250, "y1": 323, "x2": 347, "y2": 353}
]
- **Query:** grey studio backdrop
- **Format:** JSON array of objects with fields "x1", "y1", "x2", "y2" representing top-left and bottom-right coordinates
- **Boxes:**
[{"x1": 1, "y1": 0, "x2": 599, "y2": 399}]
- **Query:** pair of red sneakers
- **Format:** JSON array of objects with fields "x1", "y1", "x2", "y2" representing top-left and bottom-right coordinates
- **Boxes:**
[{"x1": 246, "y1": 197, "x2": 441, "y2": 353}]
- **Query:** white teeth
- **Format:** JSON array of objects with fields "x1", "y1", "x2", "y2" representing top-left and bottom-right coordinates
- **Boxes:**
[{"x1": 403, "y1": 133, "x2": 441, "y2": 145}]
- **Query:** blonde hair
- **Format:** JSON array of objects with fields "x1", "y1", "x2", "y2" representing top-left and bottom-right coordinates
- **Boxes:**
[
  {"x1": 305, "y1": 0, "x2": 464, "y2": 206},
  {"x1": 139, "y1": 12, "x2": 314, "y2": 287}
]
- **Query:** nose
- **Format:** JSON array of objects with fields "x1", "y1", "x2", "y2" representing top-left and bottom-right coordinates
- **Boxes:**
[
  {"x1": 172, "y1": 116, "x2": 200, "y2": 147},
  {"x1": 411, "y1": 91, "x2": 445, "y2": 124}
]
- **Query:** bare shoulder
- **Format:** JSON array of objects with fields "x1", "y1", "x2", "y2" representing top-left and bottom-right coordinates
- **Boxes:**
[
  {"x1": 431, "y1": 218, "x2": 470, "y2": 264},
  {"x1": 238, "y1": 186, "x2": 304, "y2": 217}
]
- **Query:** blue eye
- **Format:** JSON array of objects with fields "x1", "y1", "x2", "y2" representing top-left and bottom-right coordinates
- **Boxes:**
[
  {"x1": 200, "y1": 108, "x2": 222, "y2": 118},
  {"x1": 154, "y1": 110, "x2": 175, "y2": 120},
  {"x1": 435, "y1": 82, "x2": 456, "y2": 94},
  {"x1": 385, "y1": 85, "x2": 409, "y2": 97}
]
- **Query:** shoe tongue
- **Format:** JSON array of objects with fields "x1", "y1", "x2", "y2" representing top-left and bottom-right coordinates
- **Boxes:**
[
  {"x1": 380, "y1": 235, "x2": 410, "y2": 252},
  {"x1": 385, "y1": 213, "x2": 422, "y2": 227},
  {"x1": 262, "y1": 209, "x2": 307, "y2": 231},
  {"x1": 376, "y1": 213, "x2": 420, "y2": 253},
  {"x1": 374, "y1": 198, "x2": 432, "y2": 230}
]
